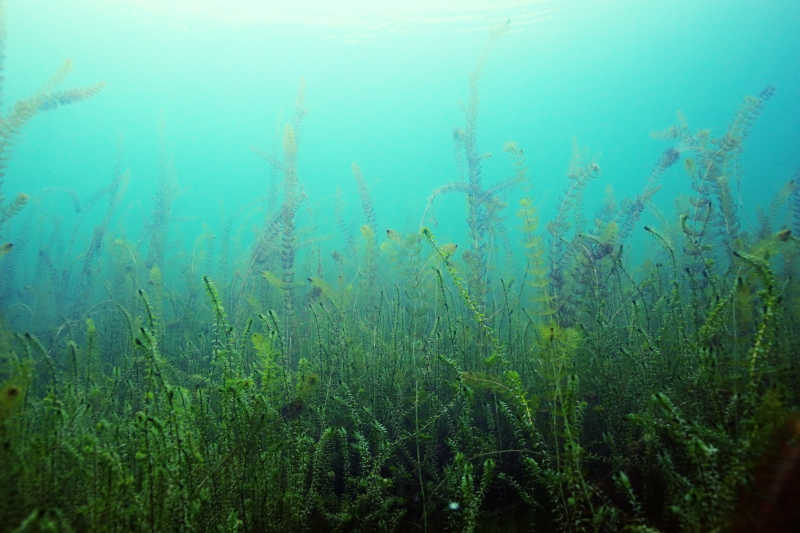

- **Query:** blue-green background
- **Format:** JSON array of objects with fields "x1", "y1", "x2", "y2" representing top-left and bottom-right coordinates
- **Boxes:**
[{"x1": 4, "y1": 0, "x2": 799, "y2": 278}]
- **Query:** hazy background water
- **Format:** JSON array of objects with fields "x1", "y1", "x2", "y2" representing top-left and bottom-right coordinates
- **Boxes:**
[{"x1": 4, "y1": 0, "x2": 799, "y2": 285}]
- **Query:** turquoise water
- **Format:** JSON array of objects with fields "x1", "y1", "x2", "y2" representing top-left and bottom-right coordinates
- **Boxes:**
[
  {"x1": 2, "y1": 1, "x2": 800, "y2": 531},
  {"x1": 5, "y1": 0, "x2": 798, "y2": 261}
]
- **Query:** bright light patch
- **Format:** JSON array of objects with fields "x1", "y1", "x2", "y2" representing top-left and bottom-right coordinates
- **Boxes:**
[{"x1": 122, "y1": 0, "x2": 553, "y2": 29}]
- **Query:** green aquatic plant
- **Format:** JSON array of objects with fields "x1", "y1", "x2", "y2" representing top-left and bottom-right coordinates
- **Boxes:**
[
  {"x1": 547, "y1": 141, "x2": 601, "y2": 324},
  {"x1": 0, "y1": 15, "x2": 798, "y2": 530},
  {"x1": 659, "y1": 87, "x2": 775, "y2": 264},
  {"x1": 615, "y1": 147, "x2": 679, "y2": 245},
  {"x1": 351, "y1": 162, "x2": 379, "y2": 306},
  {"x1": 422, "y1": 227, "x2": 506, "y2": 369},
  {"x1": 279, "y1": 123, "x2": 300, "y2": 359},
  {"x1": 517, "y1": 186, "x2": 554, "y2": 320},
  {"x1": 248, "y1": 84, "x2": 307, "y2": 367},
  {"x1": 0, "y1": 354, "x2": 29, "y2": 422},
  {"x1": 732, "y1": 250, "x2": 778, "y2": 381},
  {"x1": 352, "y1": 162, "x2": 377, "y2": 233},
  {"x1": 420, "y1": 24, "x2": 521, "y2": 313},
  {"x1": 80, "y1": 169, "x2": 130, "y2": 293},
  {"x1": 145, "y1": 120, "x2": 178, "y2": 273},
  {"x1": 0, "y1": 30, "x2": 102, "y2": 253}
]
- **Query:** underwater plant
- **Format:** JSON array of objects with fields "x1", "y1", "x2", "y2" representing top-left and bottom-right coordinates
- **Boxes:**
[
  {"x1": 420, "y1": 23, "x2": 523, "y2": 313},
  {"x1": 0, "y1": 6, "x2": 798, "y2": 532},
  {"x1": 0, "y1": 0, "x2": 103, "y2": 251}
]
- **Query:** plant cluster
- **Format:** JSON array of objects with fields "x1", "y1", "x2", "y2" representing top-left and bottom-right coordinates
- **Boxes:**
[{"x1": 2, "y1": 11, "x2": 799, "y2": 533}]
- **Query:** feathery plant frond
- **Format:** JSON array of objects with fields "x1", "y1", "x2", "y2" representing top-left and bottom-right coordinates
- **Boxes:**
[
  {"x1": 0, "y1": 0, "x2": 103, "y2": 243},
  {"x1": 420, "y1": 23, "x2": 519, "y2": 314}
]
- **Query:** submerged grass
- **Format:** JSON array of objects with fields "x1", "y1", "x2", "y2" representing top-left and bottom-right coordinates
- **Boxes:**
[
  {"x1": 1, "y1": 13, "x2": 799, "y2": 533},
  {"x1": 3, "y1": 150, "x2": 799, "y2": 532}
]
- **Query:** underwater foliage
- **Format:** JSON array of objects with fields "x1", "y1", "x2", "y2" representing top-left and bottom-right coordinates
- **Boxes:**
[
  {"x1": 0, "y1": 0, "x2": 103, "y2": 254},
  {"x1": 1, "y1": 13, "x2": 799, "y2": 533},
  {"x1": 421, "y1": 23, "x2": 523, "y2": 313}
]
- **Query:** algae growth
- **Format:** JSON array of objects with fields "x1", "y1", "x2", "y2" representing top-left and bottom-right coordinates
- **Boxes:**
[{"x1": 1, "y1": 2, "x2": 799, "y2": 532}]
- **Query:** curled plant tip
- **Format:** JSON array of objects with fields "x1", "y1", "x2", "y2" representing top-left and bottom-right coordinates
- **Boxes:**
[{"x1": 732, "y1": 250, "x2": 775, "y2": 290}]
